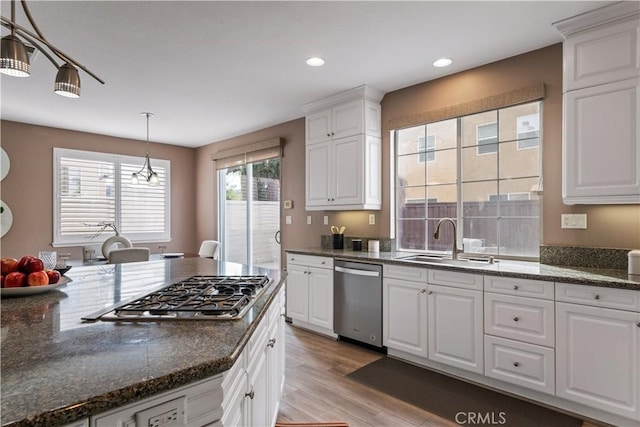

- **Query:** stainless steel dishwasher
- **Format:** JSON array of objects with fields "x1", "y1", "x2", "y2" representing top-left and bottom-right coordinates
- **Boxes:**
[{"x1": 334, "y1": 260, "x2": 383, "y2": 348}]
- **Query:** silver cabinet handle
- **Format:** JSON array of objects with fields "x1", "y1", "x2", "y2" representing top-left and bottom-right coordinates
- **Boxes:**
[
  {"x1": 637, "y1": 323, "x2": 640, "y2": 328},
  {"x1": 420, "y1": 289, "x2": 426, "y2": 293},
  {"x1": 335, "y1": 266, "x2": 380, "y2": 277},
  {"x1": 321, "y1": 261, "x2": 326, "y2": 264},
  {"x1": 513, "y1": 317, "x2": 519, "y2": 322},
  {"x1": 594, "y1": 295, "x2": 600, "y2": 300},
  {"x1": 513, "y1": 362, "x2": 520, "y2": 367},
  {"x1": 427, "y1": 290, "x2": 433, "y2": 295},
  {"x1": 513, "y1": 285, "x2": 519, "y2": 291},
  {"x1": 245, "y1": 389, "x2": 255, "y2": 399},
  {"x1": 267, "y1": 338, "x2": 276, "y2": 348}
]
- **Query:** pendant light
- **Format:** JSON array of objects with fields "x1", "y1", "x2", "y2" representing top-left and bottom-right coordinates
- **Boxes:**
[
  {"x1": 131, "y1": 113, "x2": 159, "y2": 186},
  {"x1": 0, "y1": 0, "x2": 104, "y2": 97}
]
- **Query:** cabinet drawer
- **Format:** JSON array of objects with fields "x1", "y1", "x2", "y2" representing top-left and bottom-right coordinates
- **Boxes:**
[
  {"x1": 485, "y1": 276, "x2": 554, "y2": 300},
  {"x1": 484, "y1": 293, "x2": 555, "y2": 347},
  {"x1": 485, "y1": 335, "x2": 555, "y2": 395},
  {"x1": 428, "y1": 269, "x2": 483, "y2": 291},
  {"x1": 286, "y1": 254, "x2": 333, "y2": 269},
  {"x1": 556, "y1": 283, "x2": 640, "y2": 312},
  {"x1": 384, "y1": 264, "x2": 428, "y2": 283}
]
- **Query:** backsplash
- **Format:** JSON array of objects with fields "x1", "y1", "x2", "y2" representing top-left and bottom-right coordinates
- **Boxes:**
[
  {"x1": 540, "y1": 245, "x2": 631, "y2": 270},
  {"x1": 321, "y1": 235, "x2": 395, "y2": 252}
]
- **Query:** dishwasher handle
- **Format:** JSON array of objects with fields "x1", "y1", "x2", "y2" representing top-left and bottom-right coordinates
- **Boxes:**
[{"x1": 335, "y1": 265, "x2": 380, "y2": 277}]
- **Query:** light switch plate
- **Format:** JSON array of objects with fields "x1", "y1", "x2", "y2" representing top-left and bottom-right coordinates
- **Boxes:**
[
  {"x1": 306, "y1": 216, "x2": 312, "y2": 225},
  {"x1": 369, "y1": 214, "x2": 375, "y2": 225},
  {"x1": 323, "y1": 216, "x2": 329, "y2": 225},
  {"x1": 561, "y1": 213, "x2": 587, "y2": 229},
  {"x1": 285, "y1": 215, "x2": 292, "y2": 225}
]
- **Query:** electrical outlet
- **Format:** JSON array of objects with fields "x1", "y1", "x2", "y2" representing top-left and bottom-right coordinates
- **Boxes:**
[
  {"x1": 285, "y1": 215, "x2": 292, "y2": 225},
  {"x1": 149, "y1": 408, "x2": 179, "y2": 427},
  {"x1": 307, "y1": 216, "x2": 312, "y2": 225},
  {"x1": 323, "y1": 215, "x2": 329, "y2": 225},
  {"x1": 368, "y1": 214, "x2": 375, "y2": 225},
  {"x1": 561, "y1": 213, "x2": 587, "y2": 229}
]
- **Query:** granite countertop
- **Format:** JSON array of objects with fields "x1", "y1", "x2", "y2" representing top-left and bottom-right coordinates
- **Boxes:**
[
  {"x1": 286, "y1": 248, "x2": 640, "y2": 291},
  {"x1": 0, "y1": 258, "x2": 285, "y2": 427}
]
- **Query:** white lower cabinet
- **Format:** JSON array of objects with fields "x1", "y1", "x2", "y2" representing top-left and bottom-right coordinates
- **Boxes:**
[
  {"x1": 286, "y1": 254, "x2": 335, "y2": 336},
  {"x1": 383, "y1": 275, "x2": 428, "y2": 357},
  {"x1": 427, "y1": 283, "x2": 484, "y2": 374},
  {"x1": 556, "y1": 301, "x2": 640, "y2": 421}
]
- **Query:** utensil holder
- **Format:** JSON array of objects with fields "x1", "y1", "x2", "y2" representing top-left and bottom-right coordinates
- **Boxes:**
[
  {"x1": 352, "y1": 239, "x2": 362, "y2": 251},
  {"x1": 333, "y1": 234, "x2": 344, "y2": 249}
]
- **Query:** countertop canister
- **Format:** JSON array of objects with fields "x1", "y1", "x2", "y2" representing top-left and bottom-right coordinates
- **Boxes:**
[
  {"x1": 368, "y1": 240, "x2": 380, "y2": 253},
  {"x1": 629, "y1": 250, "x2": 640, "y2": 276}
]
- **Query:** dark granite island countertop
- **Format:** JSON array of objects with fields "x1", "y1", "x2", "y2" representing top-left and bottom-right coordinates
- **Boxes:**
[
  {"x1": 286, "y1": 248, "x2": 640, "y2": 291},
  {"x1": 0, "y1": 258, "x2": 285, "y2": 427}
]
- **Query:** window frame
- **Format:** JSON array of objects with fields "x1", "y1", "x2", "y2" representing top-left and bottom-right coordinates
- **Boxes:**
[
  {"x1": 394, "y1": 102, "x2": 542, "y2": 260},
  {"x1": 53, "y1": 148, "x2": 171, "y2": 246}
]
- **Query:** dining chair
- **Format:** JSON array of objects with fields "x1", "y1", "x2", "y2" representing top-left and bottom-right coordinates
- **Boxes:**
[
  {"x1": 198, "y1": 240, "x2": 221, "y2": 259},
  {"x1": 108, "y1": 248, "x2": 150, "y2": 264}
]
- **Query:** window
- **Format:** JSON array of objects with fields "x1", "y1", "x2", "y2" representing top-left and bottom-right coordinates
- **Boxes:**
[
  {"x1": 418, "y1": 134, "x2": 436, "y2": 162},
  {"x1": 477, "y1": 122, "x2": 497, "y2": 154},
  {"x1": 395, "y1": 101, "x2": 541, "y2": 258},
  {"x1": 53, "y1": 148, "x2": 171, "y2": 246}
]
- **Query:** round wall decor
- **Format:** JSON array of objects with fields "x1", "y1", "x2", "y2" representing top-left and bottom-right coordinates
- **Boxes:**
[
  {"x1": 1, "y1": 200, "x2": 13, "y2": 237},
  {"x1": 0, "y1": 148, "x2": 9, "y2": 181}
]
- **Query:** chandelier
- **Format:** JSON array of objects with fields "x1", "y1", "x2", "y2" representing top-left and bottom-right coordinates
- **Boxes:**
[
  {"x1": 131, "y1": 113, "x2": 159, "y2": 186},
  {"x1": 0, "y1": 0, "x2": 104, "y2": 98}
]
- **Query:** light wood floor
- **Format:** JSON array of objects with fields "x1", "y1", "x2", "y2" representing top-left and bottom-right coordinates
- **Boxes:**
[{"x1": 276, "y1": 323, "x2": 601, "y2": 427}]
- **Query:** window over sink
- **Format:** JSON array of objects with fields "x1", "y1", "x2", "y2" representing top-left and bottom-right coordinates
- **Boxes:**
[
  {"x1": 394, "y1": 101, "x2": 542, "y2": 259},
  {"x1": 53, "y1": 148, "x2": 171, "y2": 246}
]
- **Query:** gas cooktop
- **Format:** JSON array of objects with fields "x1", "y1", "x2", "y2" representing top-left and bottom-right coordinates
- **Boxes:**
[{"x1": 83, "y1": 275, "x2": 271, "y2": 321}]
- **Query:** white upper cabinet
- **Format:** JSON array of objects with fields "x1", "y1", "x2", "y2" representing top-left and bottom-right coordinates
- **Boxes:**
[
  {"x1": 555, "y1": 2, "x2": 640, "y2": 204},
  {"x1": 302, "y1": 85, "x2": 384, "y2": 210}
]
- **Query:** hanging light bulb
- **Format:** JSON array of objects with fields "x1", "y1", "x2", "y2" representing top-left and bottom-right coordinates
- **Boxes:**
[{"x1": 131, "y1": 113, "x2": 160, "y2": 185}]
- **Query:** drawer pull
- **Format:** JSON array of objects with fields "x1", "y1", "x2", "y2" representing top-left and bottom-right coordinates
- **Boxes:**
[
  {"x1": 427, "y1": 290, "x2": 433, "y2": 295},
  {"x1": 513, "y1": 285, "x2": 519, "y2": 291},
  {"x1": 513, "y1": 362, "x2": 520, "y2": 367},
  {"x1": 594, "y1": 294, "x2": 600, "y2": 300},
  {"x1": 321, "y1": 261, "x2": 326, "y2": 264},
  {"x1": 267, "y1": 338, "x2": 276, "y2": 348},
  {"x1": 420, "y1": 289, "x2": 426, "y2": 293},
  {"x1": 245, "y1": 389, "x2": 255, "y2": 399},
  {"x1": 637, "y1": 323, "x2": 640, "y2": 328},
  {"x1": 513, "y1": 317, "x2": 519, "y2": 322}
]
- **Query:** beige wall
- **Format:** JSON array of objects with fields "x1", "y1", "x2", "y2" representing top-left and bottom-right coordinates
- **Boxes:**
[
  {"x1": 2, "y1": 43, "x2": 638, "y2": 264},
  {"x1": 0, "y1": 121, "x2": 197, "y2": 260},
  {"x1": 382, "y1": 44, "x2": 640, "y2": 250}
]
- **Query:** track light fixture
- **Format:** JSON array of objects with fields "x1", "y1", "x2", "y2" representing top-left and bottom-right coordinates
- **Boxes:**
[
  {"x1": 0, "y1": 0, "x2": 104, "y2": 98},
  {"x1": 131, "y1": 113, "x2": 159, "y2": 186}
]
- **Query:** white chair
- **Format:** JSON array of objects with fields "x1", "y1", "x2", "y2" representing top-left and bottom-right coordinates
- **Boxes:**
[
  {"x1": 198, "y1": 240, "x2": 221, "y2": 259},
  {"x1": 108, "y1": 248, "x2": 150, "y2": 264}
]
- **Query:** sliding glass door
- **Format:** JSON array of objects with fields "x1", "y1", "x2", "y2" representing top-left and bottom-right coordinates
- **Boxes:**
[{"x1": 218, "y1": 158, "x2": 280, "y2": 270}]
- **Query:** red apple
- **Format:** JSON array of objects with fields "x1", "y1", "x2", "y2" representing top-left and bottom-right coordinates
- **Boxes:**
[
  {"x1": 0, "y1": 275, "x2": 4, "y2": 287},
  {"x1": 18, "y1": 256, "x2": 35, "y2": 273},
  {"x1": 24, "y1": 257, "x2": 45, "y2": 274},
  {"x1": 4, "y1": 271, "x2": 26, "y2": 288},
  {"x1": 27, "y1": 271, "x2": 49, "y2": 287},
  {"x1": 1, "y1": 258, "x2": 19, "y2": 275},
  {"x1": 45, "y1": 269, "x2": 61, "y2": 284}
]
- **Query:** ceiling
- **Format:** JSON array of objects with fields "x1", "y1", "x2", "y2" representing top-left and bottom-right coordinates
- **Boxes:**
[{"x1": 0, "y1": 1, "x2": 614, "y2": 148}]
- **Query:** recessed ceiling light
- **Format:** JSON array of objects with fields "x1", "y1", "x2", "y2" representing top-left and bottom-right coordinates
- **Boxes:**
[
  {"x1": 433, "y1": 58, "x2": 453, "y2": 68},
  {"x1": 306, "y1": 57, "x2": 325, "y2": 67}
]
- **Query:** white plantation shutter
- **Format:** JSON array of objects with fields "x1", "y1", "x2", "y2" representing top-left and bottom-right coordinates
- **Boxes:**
[{"x1": 53, "y1": 148, "x2": 170, "y2": 245}]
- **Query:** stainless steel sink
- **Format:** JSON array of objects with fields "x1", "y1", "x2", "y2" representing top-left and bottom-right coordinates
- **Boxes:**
[{"x1": 397, "y1": 254, "x2": 497, "y2": 267}]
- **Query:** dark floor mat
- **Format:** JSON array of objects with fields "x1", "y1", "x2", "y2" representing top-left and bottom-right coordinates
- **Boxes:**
[{"x1": 347, "y1": 357, "x2": 582, "y2": 427}]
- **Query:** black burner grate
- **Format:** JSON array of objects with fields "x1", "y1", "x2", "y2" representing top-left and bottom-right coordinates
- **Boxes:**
[{"x1": 113, "y1": 275, "x2": 269, "y2": 318}]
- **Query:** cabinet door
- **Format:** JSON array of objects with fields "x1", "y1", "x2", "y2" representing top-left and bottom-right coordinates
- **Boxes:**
[
  {"x1": 308, "y1": 266, "x2": 333, "y2": 330},
  {"x1": 332, "y1": 99, "x2": 364, "y2": 139},
  {"x1": 563, "y1": 77, "x2": 640, "y2": 204},
  {"x1": 305, "y1": 142, "x2": 332, "y2": 208},
  {"x1": 246, "y1": 348, "x2": 269, "y2": 427},
  {"x1": 428, "y1": 284, "x2": 484, "y2": 374},
  {"x1": 383, "y1": 278, "x2": 428, "y2": 358},
  {"x1": 306, "y1": 109, "x2": 332, "y2": 145},
  {"x1": 286, "y1": 265, "x2": 309, "y2": 322},
  {"x1": 332, "y1": 135, "x2": 363, "y2": 206},
  {"x1": 556, "y1": 302, "x2": 640, "y2": 420}
]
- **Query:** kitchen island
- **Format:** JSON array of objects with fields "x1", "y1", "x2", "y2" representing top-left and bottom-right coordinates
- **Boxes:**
[{"x1": 0, "y1": 257, "x2": 286, "y2": 427}]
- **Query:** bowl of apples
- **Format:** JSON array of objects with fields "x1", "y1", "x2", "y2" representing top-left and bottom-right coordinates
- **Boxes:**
[{"x1": 1, "y1": 255, "x2": 70, "y2": 297}]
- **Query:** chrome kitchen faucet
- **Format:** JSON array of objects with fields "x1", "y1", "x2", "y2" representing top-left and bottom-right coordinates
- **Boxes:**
[{"x1": 434, "y1": 217, "x2": 462, "y2": 260}]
